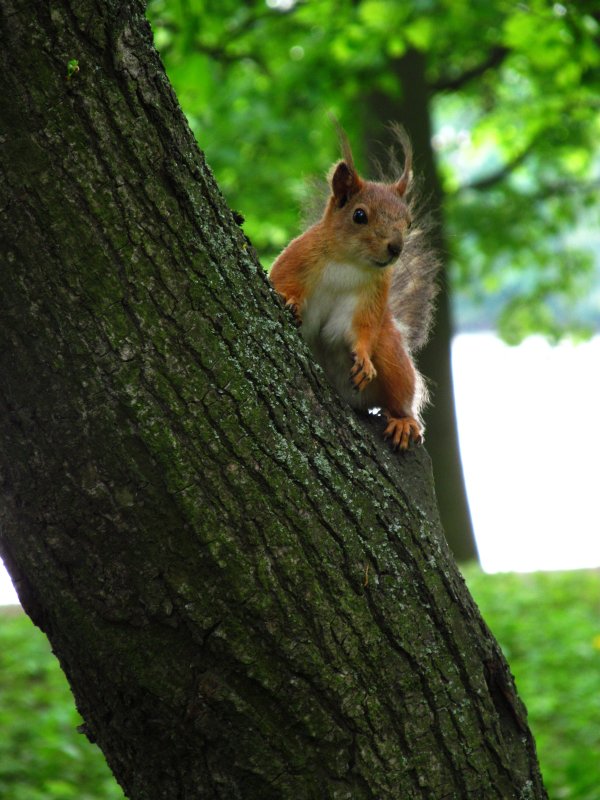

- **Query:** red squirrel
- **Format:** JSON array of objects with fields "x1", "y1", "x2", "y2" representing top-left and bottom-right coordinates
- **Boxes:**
[{"x1": 269, "y1": 126, "x2": 438, "y2": 450}]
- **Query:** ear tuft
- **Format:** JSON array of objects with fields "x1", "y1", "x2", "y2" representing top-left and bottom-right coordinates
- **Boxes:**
[
  {"x1": 389, "y1": 123, "x2": 413, "y2": 197},
  {"x1": 330, "y1": 161, "x2": 362, "y2": 208}
]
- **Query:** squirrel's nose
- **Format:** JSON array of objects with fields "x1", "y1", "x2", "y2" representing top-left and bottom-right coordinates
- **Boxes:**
[{"x1": 387, "y1": 239, "x2": 403, "y2": 259}]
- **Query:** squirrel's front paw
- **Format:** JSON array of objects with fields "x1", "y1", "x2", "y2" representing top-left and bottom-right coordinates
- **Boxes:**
[
  {"x1": 383, "y1": 416, "x2": 422, "y2": 450},
  {"x1": 284, "y1": 298, "x2": 302, "y2": 326},
  {"x1": 350, "y1": 351, "x2": 377, "y2": 391}
]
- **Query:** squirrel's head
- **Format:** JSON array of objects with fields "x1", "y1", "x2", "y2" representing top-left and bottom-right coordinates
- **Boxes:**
[{"x1": 323, "y1": 125, "x2": 413, "y2": 269}]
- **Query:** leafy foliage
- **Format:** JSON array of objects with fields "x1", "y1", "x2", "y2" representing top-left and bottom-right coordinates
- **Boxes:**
[
  {"x1": 465, "y1": 567, "x2": 600, "y2": 800},
  {"x1": 146, "y1": 0, "x2": 600, "y2": 340},
  {"x1": 0, "y1": 609, "x2": 124, "y2": 800},
  {"x1": 3, "y1": 568, "x2": 600, "y2": 797}
]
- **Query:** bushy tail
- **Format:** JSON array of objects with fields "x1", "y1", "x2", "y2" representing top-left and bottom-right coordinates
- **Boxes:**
[
  {"x1": 390, "y1": 214, "x2": 440, "y2": 354},
  {"x1": 376, "y1": 125, "x2": 440, "y2": 353}
]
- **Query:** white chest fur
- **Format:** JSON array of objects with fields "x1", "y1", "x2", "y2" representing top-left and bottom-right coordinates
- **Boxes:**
[
  {"x1": 301, "y1": 261, "x2": 372, "y2": 348},
  {"x1": 300, "y1": 261, "x2": 377, "y2": 410}
]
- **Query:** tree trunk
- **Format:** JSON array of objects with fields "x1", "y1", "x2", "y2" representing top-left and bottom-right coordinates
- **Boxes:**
[
  {"x1": 0, "y1": 3, "x2": 544, "y2": 798},
  {"x1": 365, "y1": 49, "x2": 477, "y2": 562}
]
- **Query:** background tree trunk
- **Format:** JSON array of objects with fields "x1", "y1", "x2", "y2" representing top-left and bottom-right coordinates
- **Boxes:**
[
  {"x1": 0, "y1": 2, "x2": 544, "y2": 798},
  {"x1": 365, "y1": 49, "x2": 477, "y2": 562}
]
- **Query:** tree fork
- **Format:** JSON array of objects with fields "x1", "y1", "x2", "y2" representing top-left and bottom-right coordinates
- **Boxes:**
[{"x1": 0, "y1": 2, "x2": 546, "y2": 798}]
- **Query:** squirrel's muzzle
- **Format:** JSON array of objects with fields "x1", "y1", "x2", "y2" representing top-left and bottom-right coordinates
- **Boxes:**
[{"x1": 387, "y1": 239, "x2": 403, "y2": 259}]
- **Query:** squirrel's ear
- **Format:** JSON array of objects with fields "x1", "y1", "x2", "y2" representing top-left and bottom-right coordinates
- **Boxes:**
[
  {"x1": 330, "y1": 161, "x2": 363, "y2": 208},
  {"x1": 394, "y1": 171, "x2": 411, "y2": 197}
]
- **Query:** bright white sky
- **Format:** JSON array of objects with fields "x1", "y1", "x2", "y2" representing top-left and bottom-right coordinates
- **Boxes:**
[
  {"x1": 1, "y1": 332, "x2": 599, "y2": 604},
  {"x1": 0, "y1": 561, "x2": 17, "y2": 605},
  {"x1": 453, "y1": 332, "x2": 600, "y2": 572}
]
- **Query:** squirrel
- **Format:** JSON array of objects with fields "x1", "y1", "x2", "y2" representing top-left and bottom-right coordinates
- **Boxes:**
[{"x1": 269, "y1": 125, "x2": 438, "y2": 450}]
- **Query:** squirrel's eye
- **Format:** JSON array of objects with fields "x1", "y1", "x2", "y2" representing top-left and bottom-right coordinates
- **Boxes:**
[{"x1": 352, "y1": 208, "x2": 368, "y2": 224}]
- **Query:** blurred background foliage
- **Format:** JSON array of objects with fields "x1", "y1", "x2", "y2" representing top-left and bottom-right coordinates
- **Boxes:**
[
  {"x1": 147, "y1": 0, "x2": 600, "y2": 341},
  {"x1": 2, "y1": 569, "x2": 599, "y2": 798},
  {"x1": 0, "y1": 608, "x2": 123, "y2": 800}
]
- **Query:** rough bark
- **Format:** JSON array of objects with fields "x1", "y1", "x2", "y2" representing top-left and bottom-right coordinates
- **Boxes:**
[
  {"x1": 365, "y1": 49, "x2": 477, "y2": 562},
  {"x1": 0, "y1": 3, "x2": 545, "y2": 799}
]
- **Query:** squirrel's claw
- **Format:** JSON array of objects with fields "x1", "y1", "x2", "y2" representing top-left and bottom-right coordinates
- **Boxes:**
[
  {"x1": 285, "y1": 299, "x2": 302, "y2": 326},
  {"x1": 350, "y1": 352, "x2": 376, "y2": 391},
  {"x1": 383, "y1": 416, "x2": 422, "y2": 451}
]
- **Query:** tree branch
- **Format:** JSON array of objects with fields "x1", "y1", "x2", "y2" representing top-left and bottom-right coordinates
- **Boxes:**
[
  {"x1": 151, "y1": 1, "x2": 305, "y2": 72},
  {"x1": 431, "y1": 46, "x2": 510, "y2": 93},
  {"x1": 0, "y1": 4, "x2": 549, "y2": 797},
  {"x1": 191, "y1": 41, "x2": 269, "y2": 72},
  {"x1": 530, "y1": 176, "x2": 600, "y2": 200},
  {"x1": 456, "y1": 136, "x2": 540, "y2": 193}
]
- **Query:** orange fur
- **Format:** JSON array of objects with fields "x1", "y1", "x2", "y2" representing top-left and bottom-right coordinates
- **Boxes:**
[{"x1": 270, "y1": 131, "x2": 429, "y2": 450}]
